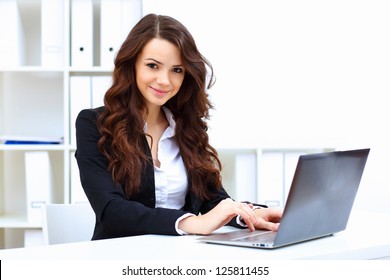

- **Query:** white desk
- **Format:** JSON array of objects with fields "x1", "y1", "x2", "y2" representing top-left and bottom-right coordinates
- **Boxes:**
[{"x1": 0, "y1": 211, "x2": 389, "y2": 260}]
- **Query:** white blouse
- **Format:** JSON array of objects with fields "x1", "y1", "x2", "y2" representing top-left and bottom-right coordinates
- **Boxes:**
[
  {"x1": 146, "y1": 107, "x2": 246, "y2": 234},
  {"x1": 153, "y1": 107, "x2": 188, "y2": 210}
]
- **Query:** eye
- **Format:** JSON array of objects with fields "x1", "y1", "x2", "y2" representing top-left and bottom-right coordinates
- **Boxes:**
[
  {"x1": 173, "y1": 67, "x2": 183, "y2": 73},
  {"x1": 147, "y1": 63, "x2": 158, "y2": 69}
]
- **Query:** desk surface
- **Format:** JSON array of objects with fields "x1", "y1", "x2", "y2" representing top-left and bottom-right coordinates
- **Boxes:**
[{"x1": 1, "y1": 211, "x2": 389, "y2": 260}]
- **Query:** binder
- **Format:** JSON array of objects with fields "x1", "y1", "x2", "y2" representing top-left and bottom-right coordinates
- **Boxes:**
[
  {"x1": 0, "y1": 0, "x2": 24, "y2": 67},
  {"x1": 71, "y1": 0, "x2": 93, "y2": 67},
  {"x1": 234, "y1": 153, "x2": 257, "y2": 202},
  {"x1": 121, "y1": 0, "x2": 143, "y2": 37},
  {"x1": 25, "y1": 151, "x2": 52, "y2": 223},
  {"x1": 257, "y1": 151, "x2": 284, "y2": 207},
  {"x1": 70, "y1": 151, "x2": 88, "y2": 204},
  {"x1": 100, "y1": 0, "x2": 122, "y2": 68},
  {"x1": 41, "y1": 0, "x2": 64, "y2": 67},
  {"x1": 69, "y1": 76, "x2": 92, "y2": 145},
  {"x1": 100, "y1": 0, "x2": 143, "y2": 68},
  {"x1": 91, "y1": 76, "x2": 112, "y2": 107}
]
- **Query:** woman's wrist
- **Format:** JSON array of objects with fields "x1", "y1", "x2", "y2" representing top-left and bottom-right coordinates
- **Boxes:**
[
  {"x1": 178, "y1": 215, "x2": 200, "y2": 235},
  {"x1": 178, "y1": 214, "x2": 212, "y2": 235},
  {"x1": 175, "y1": 213, "x2": 195, "y2": 235}
]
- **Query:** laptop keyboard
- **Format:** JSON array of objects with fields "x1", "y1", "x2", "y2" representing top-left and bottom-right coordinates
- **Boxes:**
[{"x1": 233, "y1": 231, "x2": 277, "y2": 244}]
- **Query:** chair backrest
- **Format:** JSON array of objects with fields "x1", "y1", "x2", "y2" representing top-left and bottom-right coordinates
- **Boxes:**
[{"x1": 41, "y1": 203, "x2": 95, "y2": 245}]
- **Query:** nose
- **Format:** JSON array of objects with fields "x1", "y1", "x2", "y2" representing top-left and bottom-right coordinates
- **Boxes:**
[{"x1": 156, "y1": 70, "x2": 170, "y2": 86}]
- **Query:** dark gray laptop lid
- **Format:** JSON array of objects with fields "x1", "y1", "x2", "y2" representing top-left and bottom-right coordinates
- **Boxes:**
[{"x1": 273, "y1": 148, "x2": 370, "y2": 247}]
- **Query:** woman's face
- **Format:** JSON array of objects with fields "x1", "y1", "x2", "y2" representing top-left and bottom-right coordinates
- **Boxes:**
[{"x1": 135, "y1": 38, "x2": 185, "y2": 111}]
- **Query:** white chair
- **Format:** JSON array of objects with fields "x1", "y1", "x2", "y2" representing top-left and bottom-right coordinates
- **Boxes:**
[{"x1": 41, "y1": 203, "x2": 95, "y2": 245}]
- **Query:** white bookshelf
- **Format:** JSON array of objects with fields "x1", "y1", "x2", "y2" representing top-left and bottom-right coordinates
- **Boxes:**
[{"x1": 0, "y1": 0, "x2": 142, "y2": 249}]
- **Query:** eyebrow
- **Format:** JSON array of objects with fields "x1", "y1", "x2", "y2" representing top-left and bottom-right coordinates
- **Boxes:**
[{"x1": 145, "y1": 58, "x2": 183, "y2": 68}]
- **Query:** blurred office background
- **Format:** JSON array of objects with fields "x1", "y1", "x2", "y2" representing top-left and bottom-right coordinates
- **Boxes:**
[{"x1": 144, "y1": 0, "x2": 390, "y2": 214}]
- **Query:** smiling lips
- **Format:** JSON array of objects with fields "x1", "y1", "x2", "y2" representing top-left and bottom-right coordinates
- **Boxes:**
[{"x1": 150, "y1": 86, "x2": 169, "y2": 97}]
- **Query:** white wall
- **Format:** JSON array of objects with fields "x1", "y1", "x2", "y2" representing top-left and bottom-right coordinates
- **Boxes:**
[{"x1": 143, "y1": 0, "x2": 390, "y2": 213}]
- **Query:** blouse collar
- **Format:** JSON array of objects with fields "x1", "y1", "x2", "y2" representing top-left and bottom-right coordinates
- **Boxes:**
[{"x1": 143, "y1": 106, "x2": 176, "y2": 139}]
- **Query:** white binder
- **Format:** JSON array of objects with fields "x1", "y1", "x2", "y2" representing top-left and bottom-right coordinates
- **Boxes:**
[
  {"x1": 257, "y1": 152, "x2": 284, "y2": 207},
  {"x1": 71, "y1": 0, "x2": 93, "y2": 67},
  {"x1": 234, "y1": 153, "x2": 257, "y2": 202},
  {"x1": 69, "y1": 76, "x2": 92, "y2": 145},
  {"x1": 121, "y1": 0, "x2": 143, "y2": 38},
  {"x1": 100, "y1": 0, "x2": 122, "y2": 68},
  {"x1": 25, "y1": 151, "x2": 52, "y2": 223},
  {"x1": 91, "y1": 76, "x2": 112, "y2": 108},
  {"x1": 100, "y1": 0, "x2": 143, "y2": 68},
  {"x1": 0, "y1": 0, "x2": 24, "y2": 67},
  {"x1": 41, "y1": 0, "x2": 64, "y2": 67}
]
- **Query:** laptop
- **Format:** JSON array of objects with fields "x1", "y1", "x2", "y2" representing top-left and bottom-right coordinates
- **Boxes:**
[{"x1": 198, "y1": 148, "x2": 370, "y2": 249}]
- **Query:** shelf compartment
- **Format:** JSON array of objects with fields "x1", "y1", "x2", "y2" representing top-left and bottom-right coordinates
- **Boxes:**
[
  {"x1": 0, "y1": 71, "x2": 65, "y2": 143},
  {"x1": 0, "y1": 150, "x2": 65, "y2": 224}
]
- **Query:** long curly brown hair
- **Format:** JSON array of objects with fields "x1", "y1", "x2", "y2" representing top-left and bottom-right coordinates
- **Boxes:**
[{"x1": 97, "y1": 14, "x2": 222, "y2": 200}]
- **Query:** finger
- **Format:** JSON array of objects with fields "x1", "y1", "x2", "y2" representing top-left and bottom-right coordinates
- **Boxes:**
[
  {"x1": 254, "y1": 208, "x2": 283, "y2": 223},
  {"x1": 257, "y1": 220, "x2": 280, "y2": 231},
  {"x1": 235, "y1": 203, "x2": 257, "y2": 231},
  {"x1": 238, "y1": 203, "x2": 257, "y2": 220},
  {"x1": 242, "y1": 216, "x2": 256, "y2": 231}
]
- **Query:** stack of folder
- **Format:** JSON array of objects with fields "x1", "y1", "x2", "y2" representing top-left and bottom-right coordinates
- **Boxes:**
[
  {"x1": 69, "y1": 75, "x2": 112, "y2": 145},
  {"x1": 71, "y1": 0, "x2": 142, "y2": 68}
]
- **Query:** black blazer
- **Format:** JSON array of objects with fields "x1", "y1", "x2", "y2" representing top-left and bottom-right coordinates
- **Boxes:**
[{"x1": 75, "y1": 107, "x2": 251, "y2": 240}]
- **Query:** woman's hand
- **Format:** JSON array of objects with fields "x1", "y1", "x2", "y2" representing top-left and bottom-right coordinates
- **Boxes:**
[
  {"x1": 253, "y1": 207, "x2": 283, "y2": 231},
  {"x1": 178, "y1": 199, "x2": 284, "y2": 235},
  {"x1": 178, "y1": 198, "x2": 259, "y2": 235}
]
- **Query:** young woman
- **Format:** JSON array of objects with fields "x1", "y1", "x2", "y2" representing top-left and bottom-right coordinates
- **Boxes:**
[{"x1": 75, "y1": 14, "x2": 282, "y2": 240}]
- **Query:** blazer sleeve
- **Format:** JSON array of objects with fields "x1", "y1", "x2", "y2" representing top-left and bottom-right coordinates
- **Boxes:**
[{"x1": 75, "y1": 108, "x2": 189, "y2": 239}]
